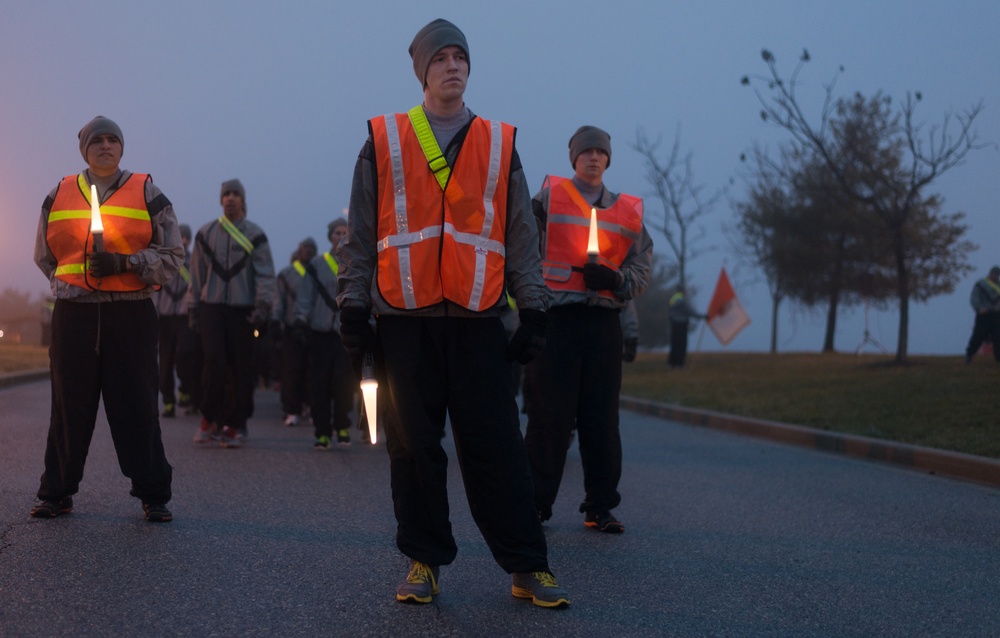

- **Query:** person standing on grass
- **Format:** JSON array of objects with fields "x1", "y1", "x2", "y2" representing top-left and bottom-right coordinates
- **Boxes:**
[
  {"x1": 965, "y1": 265, "x2": 1000, "y2": 364},
  {"x1": 187, "y1": 179, "x2": 276, "y2": 448},
  {"x1": 668, "y1": 285, "x2": 705, "y2": 369},
  {"x1": 523, "y1": 126, "x2": 653, "y2": 534},
  {"x1": 31, "y1": 115, "x2": 181, "y2": 523},
  {"x1": 336, "y1": 18, "x2": 569, "y2": 608}
]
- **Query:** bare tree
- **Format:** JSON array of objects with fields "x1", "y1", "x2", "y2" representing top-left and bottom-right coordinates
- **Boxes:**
[
  {"x1": 632, "y1": 128, "x2": 724, "y2": 287},
  {"x1": 742, "y1": 49, "x2": 984, "y2": 363}
]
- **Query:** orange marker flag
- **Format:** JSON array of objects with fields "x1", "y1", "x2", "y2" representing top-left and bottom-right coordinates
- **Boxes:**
[{"x1": 706, "y1": 267, "x2": 750, "y2": 346}]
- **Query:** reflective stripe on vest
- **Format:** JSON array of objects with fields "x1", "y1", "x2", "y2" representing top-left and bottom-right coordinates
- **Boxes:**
[
  {"x1": 370, "y1": 111, "x2": 512, "y2": 311},
  {"x1": 47, "y1": 173, "x2": 152, "y2": 291},
  {"x1": 541, "y1": 175, "x2": 643, "y2": 299},
  {"x1": 293, "y1": 260, "x2": 306, "y2": 277}
]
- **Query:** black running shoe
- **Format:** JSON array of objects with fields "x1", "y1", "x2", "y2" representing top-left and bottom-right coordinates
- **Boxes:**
[
  {"x1": 143, "y1": 503, "x2": 173, "y2": 523},
  {"x1": 584, "y1": 510, "x2": 625, "y2": 533},
  {"x1": 30, "y1": 497, "x2": 74, "y2": 519}
]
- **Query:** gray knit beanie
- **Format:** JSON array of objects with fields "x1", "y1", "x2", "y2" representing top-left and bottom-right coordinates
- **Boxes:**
[
  {"x1": 569, "y1": 125, "x2": 612, "y2": 169},
  {"x1": 409, "y1": 18, "x2": 470, "y2": 87},
  {"x1": 78, "y1": 116, "x2": 124, "y2": 161},
  {"x1": 327, "y1": 218, "x2": 348, "y2": 242}
]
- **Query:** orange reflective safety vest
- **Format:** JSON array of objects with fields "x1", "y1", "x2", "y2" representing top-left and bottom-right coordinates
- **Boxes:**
[
  {"x1": 369, "y1": 112, "x2": 513, "y2": 311},
  {"x1": 541, "y1": 175, "x2": 643, "y2": 300},
  {"x1": 46, "y1": 173, "x2": 153, "y2": 291}
]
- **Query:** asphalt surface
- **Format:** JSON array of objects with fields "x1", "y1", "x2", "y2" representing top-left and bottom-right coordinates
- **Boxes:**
[{"x1": 1, "y1": 375, "x2": 999, "y2": 637}]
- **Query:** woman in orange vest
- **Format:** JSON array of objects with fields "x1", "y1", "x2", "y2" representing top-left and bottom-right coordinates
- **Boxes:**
[
  {"x1": 31, "y1": 116, "x2": 184, "y2": 523},
  {"x1": 524, "y1": 126, "x2": 654, "y2": 535}
]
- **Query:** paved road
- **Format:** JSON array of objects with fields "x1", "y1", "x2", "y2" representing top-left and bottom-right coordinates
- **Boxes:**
[{"x1": 1, "y1": 378, "x2": 998, "y2": 637}]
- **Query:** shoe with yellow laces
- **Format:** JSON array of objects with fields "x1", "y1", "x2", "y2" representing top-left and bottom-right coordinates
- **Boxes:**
[
  {"x1": 511, "y1": 571, "x2": 571, "y2": 608},
  {"x1": 396, "y1": 560, "x2": 439, "y2": 604}
]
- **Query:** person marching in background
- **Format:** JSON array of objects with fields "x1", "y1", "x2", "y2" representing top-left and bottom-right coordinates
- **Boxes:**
[
  {"x1": 524, "y1": 125, "x2": 653, "y2": 534},
  {"x1": 293, "y1": 218, "x2": 356, "y2": 449},
  {"x1": 155, "y1": 223, "x2": 198, "y2": 417},
  {"x1": 187, "y1": 179, "x2": 276, "y2": 448},
  {"x1": 336, "y1": 18, "x2": 570, "y2": 608},
  {"x1": 964, "y1": 265, "x2": 1000, "y2": 364},
  {"x1": 274, "y1": 237, "x2": 318, "y2": 427},
  {"x1": 31, "y1": 115, "x2": 181, "y2": 523}
]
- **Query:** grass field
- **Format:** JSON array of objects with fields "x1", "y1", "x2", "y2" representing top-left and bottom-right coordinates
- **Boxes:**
[
  {"x1": 3, "y1": 344, "x2": 998, "y2": 459},
  {"x1": 622, "y1": 352, "x2": 1000, "y2": 459},
  {"x1": 0, "y1": 344, "x2": 48, "y2": 373}
]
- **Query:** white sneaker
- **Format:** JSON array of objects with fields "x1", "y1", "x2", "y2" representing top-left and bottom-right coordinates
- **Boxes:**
[{"x1": 283, "y1": 414, "x2": 300, "y2": 427}]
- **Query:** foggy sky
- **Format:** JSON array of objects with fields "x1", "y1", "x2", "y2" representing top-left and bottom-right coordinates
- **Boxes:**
[{"x1": 2, "y1": 0, "x2": 997, "y2": 354}]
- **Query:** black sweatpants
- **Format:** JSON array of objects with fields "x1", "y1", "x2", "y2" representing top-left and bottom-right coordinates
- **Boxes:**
[
  {"x1": 279, "y1": 333, "x2": 310, "y2": 417},
  {"x1": 524, "y1": 304, "x2": 623, "y2": 521},
  {"x1": 966, "y1": 312, "x2": 1000, "y2": 361},
  {"x1": 158, "y1": 314, "x2": 198, "y2": 406},
  {"x1": 199, "y1": 303, "x2": 255, "y2": 429},
  {"x1": 669, "y1": 320, "x2": 689, "y2": 367},
  {"x1": 307, "y1": 329, "x2": 355, "y2": 438},
  {"x1": 38, "y1": 298, "x2": 172, "y2": 505},
  {"x1": 378, "y1": 315, "x2": 549, "y2": 573}
]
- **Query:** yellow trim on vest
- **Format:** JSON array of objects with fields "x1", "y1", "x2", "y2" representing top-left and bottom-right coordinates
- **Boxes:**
[
  {"x1": 55, "y1": 263, "x2": 86, "y2": 276},
  {"x1": 101, "y1": 205, "x2": 150, "y2": 221},
  {"x1": 293, "y1": 260, "x2": 306, "y2": 277},
  {"x1": 179, "y1": 264, "x2": 191, "y2": 284},
  {"x1": 407, "y1": 105, "x2": 450, "y2": 190},
  {"x1": 48, "y1": 209, "x2": 91, "y2": 222},
  {"x1": 218, "y1": 216, "x2": 254, "y2": 253}
]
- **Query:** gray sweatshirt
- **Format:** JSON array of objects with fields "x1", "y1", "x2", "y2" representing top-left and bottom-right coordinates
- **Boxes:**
[
  {"x1": 187, "y1": 215, "x2": 275, "y2": 317},
  {"x1": 294, "y1": 251, "x2": 343, "y2": 333}
]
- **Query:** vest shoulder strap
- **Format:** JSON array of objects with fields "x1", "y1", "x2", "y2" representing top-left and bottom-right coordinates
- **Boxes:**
[{"x1": 407, "y1": 105, "x2": 450, "y2": 190}]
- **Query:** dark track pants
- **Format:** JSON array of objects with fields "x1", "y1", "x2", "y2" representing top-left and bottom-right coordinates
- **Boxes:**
[
  {"x1": 199, "y1": 303, "x2": 255, "y2": 429},
  {"x1": 524, "y1": 304, "x2": 622, "y2": 521},
  {"x1": 966, "y1": 312, "x2": 1000, "y2": 361},
  {"x1": 38, "y1": 298, "x2": 172, "y2": 505},
  {"x1": 307, "y1": 329, "x2": 354, "y2": 438},
  {"x1": 378, "y1": 315, "x2": 549, "y2": 573},
  {"x1": 158, "y1": 314, "x2": 198, "y2": 406}
]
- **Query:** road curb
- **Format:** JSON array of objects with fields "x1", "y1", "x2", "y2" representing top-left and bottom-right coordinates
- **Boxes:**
[
  {"x1": 621, "y1": 396, "x2": 1000, "y2": 489},
  {"x1": 0, "y1": 368, "x2": 48, "y2": 389}
]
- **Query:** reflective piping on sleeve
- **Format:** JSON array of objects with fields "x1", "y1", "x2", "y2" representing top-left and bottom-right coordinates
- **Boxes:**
[{"x1": 383, "y1": 114, "x2": 417, "y2": 309}]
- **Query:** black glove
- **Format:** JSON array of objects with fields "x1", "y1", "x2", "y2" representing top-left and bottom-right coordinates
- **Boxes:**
[
  {"x1": 339, "y1": 306, "x2": 377, "y2": 358},
  {"x1": 270, "y1": 321, "x2": 285, "y2": 341},
  {"x1": 89, "y1": 252, "x2": 128, "y2": 279},
  {"x1": 583, "y1": 262, "x2": 619, "y2": 291},
  {"x1": 248, "y1": 307, "x2": 269, "y2": 336},
  {"x1": 623, "y1": 337, "x2": 638, "y2": 363},
  {"x1": 288, "y1": 323, "x2": 308, "y2": 346},
  {"x1": 506, "y1": 308, "x2": 547, "y2": 365},
  {"x1": 188, "y1": 307, "x2": 200, "y2": 334}
]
